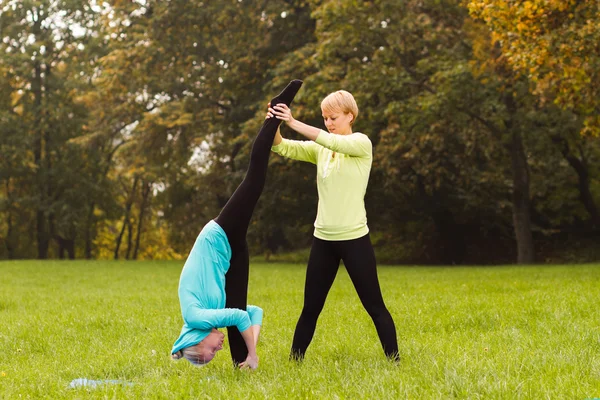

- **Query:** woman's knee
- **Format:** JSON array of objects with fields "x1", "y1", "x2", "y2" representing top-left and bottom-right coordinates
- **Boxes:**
[
  {"x1": 364, "y1": 303, "x2": 391, "y2": 320},
  {"x1": 299, "y1": 306, "x2": 323, "y2": 323}
]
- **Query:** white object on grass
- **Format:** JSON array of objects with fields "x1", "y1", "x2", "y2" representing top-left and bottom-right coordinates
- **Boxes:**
[{"x1": 67, "y1": 378, "x2": 134, "y2": 389}]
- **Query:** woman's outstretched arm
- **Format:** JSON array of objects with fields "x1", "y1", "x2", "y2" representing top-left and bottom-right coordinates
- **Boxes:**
[
  {"x1": 269, "y1": 105, "x2": 319, "y2": 164},
  {"x1": 270, "y1": 103, "x2": 370, "y2": 157}
]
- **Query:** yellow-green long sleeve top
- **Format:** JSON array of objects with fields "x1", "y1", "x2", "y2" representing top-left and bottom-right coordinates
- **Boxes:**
[{"x1": 272, "y1": 129, "x2": 372, "y2": 241}]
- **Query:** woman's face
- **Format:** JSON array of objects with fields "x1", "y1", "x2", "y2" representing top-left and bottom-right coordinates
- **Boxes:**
[
  {"x1": 197, "y1": 328, "x2": 225, "y2": 363},
  {"x1": 322, "y1": 108, "x2": 354, "y2": 135}
]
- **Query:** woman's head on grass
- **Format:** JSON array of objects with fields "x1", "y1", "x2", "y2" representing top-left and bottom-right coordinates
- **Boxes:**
[{"x1": 172, "y1": 328, "x2": 225, "y2": 366}]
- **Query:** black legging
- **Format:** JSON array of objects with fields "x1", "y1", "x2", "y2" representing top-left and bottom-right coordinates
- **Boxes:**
[
  {"x1": 214, "y1": 79, "x2": 303, "y2": 365},
  {"x1": 291, "y1": 234, "x2": 400, "y2": 360}
]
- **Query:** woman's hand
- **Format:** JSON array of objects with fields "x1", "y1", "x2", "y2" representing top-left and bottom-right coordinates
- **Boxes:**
[
  {"x1": 239, "y1": 326, "x2": 259, "y2": 369},
  {"x1": 239, "y1": 354, "x2": 259, "y2": 370},
  {"x1": 265, "y1": 102, "x2": 274, "y2": 119},
  {"x1": 265, "y1": 102, "x2": 284, "y2": 145},
  {"x1": 268, "y1": 103, "x2": 295, "y2": 125},
  {"x1": 267, "y1": 103, "x2": 320, "y2": 141}
]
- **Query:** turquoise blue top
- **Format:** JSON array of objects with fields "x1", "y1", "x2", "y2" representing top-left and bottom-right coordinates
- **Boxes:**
[{"x1": 171, "y1": 220, "x2": 263, "y2": 355}]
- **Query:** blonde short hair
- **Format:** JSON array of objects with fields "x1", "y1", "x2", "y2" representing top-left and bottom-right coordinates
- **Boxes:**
[
  {"x1": 321, "y1": 90, "x2": 359, "y2": 125},
  {"x1": 171, "y1": 345, "x2": 208, "y2": 367}
]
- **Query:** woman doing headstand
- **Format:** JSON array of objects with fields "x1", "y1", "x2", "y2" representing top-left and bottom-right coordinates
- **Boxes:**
[{"x1": 171, "y1": 80, "x2": 303, "y2": 368}]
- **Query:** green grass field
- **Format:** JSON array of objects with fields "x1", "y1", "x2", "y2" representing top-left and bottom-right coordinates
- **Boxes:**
[{"x1": 1, "y1": 261, "x2": 599, "y2": 399}]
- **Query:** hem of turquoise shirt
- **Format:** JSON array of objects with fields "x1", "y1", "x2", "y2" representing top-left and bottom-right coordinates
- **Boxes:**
[{"x1": 171, "y1": 329, "x2": 211, "y2": 355}]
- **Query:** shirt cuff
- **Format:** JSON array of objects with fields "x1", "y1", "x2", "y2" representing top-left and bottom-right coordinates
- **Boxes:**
[
  {"x1": 247, "y1": 305, "x2": 263, "y2": 326},
  {"x1": 271, "y1": 138, "x2": 287, "y2": 152}
]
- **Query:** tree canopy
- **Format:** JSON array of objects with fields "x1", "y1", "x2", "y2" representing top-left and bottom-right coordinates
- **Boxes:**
[
  {"x1": 1, "y1": 0, "x2": 599, "y2": 264},
  {"x1": 468, "y1": 0, "x2": 600, "y2": 135}
]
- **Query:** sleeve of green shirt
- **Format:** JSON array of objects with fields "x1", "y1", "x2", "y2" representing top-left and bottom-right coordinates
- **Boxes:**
[
  {"x1": 315, "y1": 130, "x2": 372, "y2": 158},
  {"x1": 271, "y1": 138, "x2": 319, "y2": 164},
  {"x1": 183, "y1": 305, "x2": 252, "y2": 332}
]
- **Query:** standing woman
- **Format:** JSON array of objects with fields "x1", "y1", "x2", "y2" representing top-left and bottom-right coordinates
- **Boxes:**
[
  {"x1": 268, "y1": 90, "x2": 399, "y2": 361},
  {"x1": 171, "y1": 80, "x2": 303, "y2": 368}
]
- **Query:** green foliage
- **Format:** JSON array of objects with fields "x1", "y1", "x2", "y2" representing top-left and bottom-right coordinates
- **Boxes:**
[
  {"x1": 94, "y1": 218, "x2": 183, "y2": 260},
  {"x1": 468, "y1": 0, "x2": 600, "y2": 135},
  {"x1": 1, "y1": 0, "x2": 599, "y2": 263},
  {"x1": 0, "y1": 0, "x2": 109, "y2": 259},
  {"x1": 87, "y1": 0, "x2": 317, "y2": 257}
]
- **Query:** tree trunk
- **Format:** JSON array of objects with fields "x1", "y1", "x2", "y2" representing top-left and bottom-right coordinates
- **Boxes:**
[
  {"x1": 509, "y1": 128, "x2": 535, "y2": 263},
  {"x1": 58, "y1": 239, "x2": 65, "y2": 259},
  {"x1": 45, "y1": 61, "x2": 55, "y2": 257},
  {"x1": 552, "y1": 138, "x2": 600, "y2": 228},
  {"x1": 4, "y1": 180, "x2": 15, "y2": 259},
  {"x1": 114, "y1": 176, "x2": 139, "y2": 260},
  {"x1": 66, "y1": 239, "x2": 75, "y2": 260},
  {"x1": 5, "y1": 212, "x2": 15, "y2": 260},
  {"x1": 36, "y1": 212, "x2": 49, "y2": 258},
  {"x1": 33, "y1": 58, "x2": 49, "y2": 260},
  {"x1": 503, "y1": 92, "x2": 535, "y2": 264},
  {"x1": 125, "y1": 217, "x2": 133, "y2": 260},
  {"x1": 56, "y1": 236, "x2": 75, "y2": 260},
  {"x1": 29, "y1": 8, "x2": 51, "y2": 260},
  {"x1": 84, "y1": 202, "x2": 95, "y2": 259},
  {"x1": 133, "y1": 181, "x2": 152, "y2": 260}
]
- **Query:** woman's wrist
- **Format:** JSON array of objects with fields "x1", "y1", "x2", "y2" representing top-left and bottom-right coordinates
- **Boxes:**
[{"x1": 287, "y1": 117, "x2": 299, "y2": 131}]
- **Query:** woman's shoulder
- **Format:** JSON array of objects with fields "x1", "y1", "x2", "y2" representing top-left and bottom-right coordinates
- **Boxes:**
[{"x1": 350, "y1": 132, "x2": 373, "y2": 146}]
